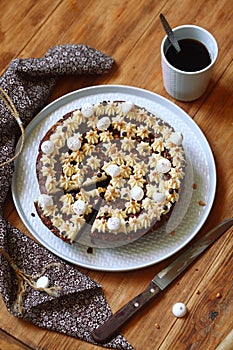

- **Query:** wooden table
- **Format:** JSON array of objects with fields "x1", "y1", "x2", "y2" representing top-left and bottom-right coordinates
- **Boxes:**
[{"x1": 1, "y1": 0, "x2": 232, "y2": 349}]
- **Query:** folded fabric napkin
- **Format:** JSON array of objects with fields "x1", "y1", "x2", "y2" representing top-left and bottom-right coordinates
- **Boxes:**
[{"x1": 0, "y1": 44, "x2": 134, "y2": 350}]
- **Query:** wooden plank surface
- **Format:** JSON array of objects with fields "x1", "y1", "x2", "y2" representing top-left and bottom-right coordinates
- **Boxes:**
[
  {"x1": 0, "y1": 329, "x2": 32, "y2": 350},
  {"x1": 0, "y1": 0, "x2": 233, "y2": 349},
  {"x1": 0, "y1": 0, "x2": 62, "y2": 74}
]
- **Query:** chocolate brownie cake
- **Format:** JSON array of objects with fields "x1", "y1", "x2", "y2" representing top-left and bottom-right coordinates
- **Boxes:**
[{"x1": 35, "y1": 101, "x2": 186, "y2": 248}]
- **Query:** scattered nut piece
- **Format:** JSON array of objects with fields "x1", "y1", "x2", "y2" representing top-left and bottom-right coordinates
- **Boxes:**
[
  {"x1": 154, "y1": 323, "x2": 160, "y2": 329},
  {"x1": 198, "y1": 201, "x2": 206, "y2": 206},
  {"x1": 216, "y1": 292, "x2": 222, "y2": 299},
  {"x1": 171, "y1": 230, "x2": 176, "y2": 236},
  {"x1": 195, "y1": 290, "x2": 201, "y2": 295},
  {"x1": 87, "y1": 247, "x2": 93, "y2": 254},
  {"x1": 192, "y1": 183, "x2": 197, "y2": 189}
]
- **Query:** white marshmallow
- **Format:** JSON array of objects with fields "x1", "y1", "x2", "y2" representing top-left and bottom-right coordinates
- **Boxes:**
[
  {"x1": 172, "y1": 303, "x2": 187, "y2": 317},
  {"x1": 67, "y1": 136, "x2": 81, "y2": 151},
  {"x1": 105, "y1": 164, "x2": 121, "y2": 177},
  {"x1": 169, "y1": 132, "x2": 183, "y2": 145},
  {"x1": 121, "y1": 101, "x2": 134, "y2": 114},
  {"x1": 156, "y1": 158, "x2": 171, "y2": 173},
  {"x1": 37, "y1": 194, "x2": 53, "y2": 208},
  {"x1": 96, "y1": 117, "x2": 111, "y2": 131},
  {"x1": 41, "y1": 140, "x2": 54, "y2": 155},
  {"x1": 130, "y1": 186, "x2": 144, "y2": 201},
  {"x1": 36, "y1": 276, "x2": 49, "y2": 289},
  {"x1": 73, "y1": 200, "x2": 87, "y2": 215},
  {"x1": 81, "y1": 103, "x2": 94, "y2": 117},
  {"x1": 107, "y1": 217, "x2": 121, "y2": 231},
  {"x1": 153, "y1": 192, "x2": 166, "y2": 203}
]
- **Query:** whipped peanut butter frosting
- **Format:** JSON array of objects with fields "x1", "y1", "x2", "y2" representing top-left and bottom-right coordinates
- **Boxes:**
[{"x1": 35, "y1": 101, "x2": 186, "y2": 247}]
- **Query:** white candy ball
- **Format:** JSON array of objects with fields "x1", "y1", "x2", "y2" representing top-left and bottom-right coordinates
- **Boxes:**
[
  {"x1": 67, "y1": 136, "x2": 81, "y2": 151},
  {"x1": 169, "y1": 132, "x2": 183, "y2": 145},
  {"x1": 130, "y1": 186, "x2": 144, "y2": 201},
  {"x1": 172, "y1": 303, "x2": 187, "y2": 317},
  {"x1": 37, "y1": 194, "x2": 53, "y2": 208},
  {"x1": 105, "y1": 164, "x2": 121, "y2": 178},
  {"x1": 107, "y1": 217, "x2": 121, "y2": 231},
  {"x1": 121, "y1": 101, "x2": 134, "y2": 114},
  {"x1": 96, "y1": 117, "x2": 111, "y2": 131},
  {"x1": 41, "y1": 140, "x2": 54, "y2": 155},
  {"x1": 81, "y1": 102, "x2": 94, "y2": 117},
  {"x1": 153, "y1": 191, "x2": 166, "y2": 203},
  {"x1": 73, "y1": 200, "x2": 87, "y2": 215},
  {"x1": 156, "y1": 158, "x2": 171, "y2": 173},
  {"x1": 36, "y1": 276, "x2": 49, "y2": 289}
]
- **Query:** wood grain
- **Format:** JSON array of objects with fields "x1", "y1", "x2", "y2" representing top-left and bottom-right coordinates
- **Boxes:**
[
  {"x1": 0, "y1": 0, "x2": 233, "y2": 349},
  {"x1": 0, "y1": 0, "x2": 62, "y2": 75},
  {"x1": 0, "y1": 329, "x2": 32, "y2": 350}
]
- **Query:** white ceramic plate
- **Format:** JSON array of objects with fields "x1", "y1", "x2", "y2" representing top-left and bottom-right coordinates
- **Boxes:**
[{"x1": 12, "y1": 85, "x2": 216, "y2": 271}]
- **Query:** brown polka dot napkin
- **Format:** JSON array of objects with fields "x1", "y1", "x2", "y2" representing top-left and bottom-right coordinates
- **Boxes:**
[{"x1": 0, "y1": 45, "x2": 134, "y2": 349}]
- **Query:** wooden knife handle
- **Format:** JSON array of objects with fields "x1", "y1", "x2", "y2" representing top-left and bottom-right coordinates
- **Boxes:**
[{"x1": 91, "y1": 282, "x2": 161, "y2": 343}]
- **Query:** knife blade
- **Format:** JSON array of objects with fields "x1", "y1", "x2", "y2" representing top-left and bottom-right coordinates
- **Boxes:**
[{"x1": 91, "y1": 218, "x2": 233, "y2": 343}]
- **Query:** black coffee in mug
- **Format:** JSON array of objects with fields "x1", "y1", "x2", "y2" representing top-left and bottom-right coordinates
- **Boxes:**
[{"x1": 165, "y1": 38, "x2": 211, "y2": 72}]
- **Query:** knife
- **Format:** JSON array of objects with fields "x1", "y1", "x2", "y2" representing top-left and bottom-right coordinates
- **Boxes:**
[{"x1": 91, "y1": 218, "x2": 233, "y2": 343}]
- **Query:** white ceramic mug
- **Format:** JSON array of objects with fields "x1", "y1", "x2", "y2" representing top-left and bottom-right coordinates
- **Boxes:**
[{"x1": 161, "y1": 25, "x2": 218, "y2": 101}]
